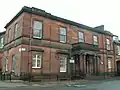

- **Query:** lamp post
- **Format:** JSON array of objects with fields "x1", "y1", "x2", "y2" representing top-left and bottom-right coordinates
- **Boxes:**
[{"x1": 69, "y1": 46, "x2": 75, "y2": 78}]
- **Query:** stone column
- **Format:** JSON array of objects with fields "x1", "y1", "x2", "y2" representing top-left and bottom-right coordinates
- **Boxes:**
[{"x1": 83, "y1": 54, "x2": 86, "y2": 75}]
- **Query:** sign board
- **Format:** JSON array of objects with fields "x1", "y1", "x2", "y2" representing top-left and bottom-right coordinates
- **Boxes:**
[
  {"x1": 19, "y1": 48, "x2": 26, "y2": 52},
  {"x1": 101, "y1": 61, "x2": 103, "y2": 65},
  {"x1": 70, "y1": 59, "x2": 75, "y2": 63}
]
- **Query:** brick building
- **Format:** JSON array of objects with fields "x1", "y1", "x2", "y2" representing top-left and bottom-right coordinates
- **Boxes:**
[
  {"x1": 1, "y1": 6, "x2": 118, "y2": 79},
  {"x1": 0, "y1": 31, "x2": 5, "y2": 70},
  {"x1": 113, "y1": 36, "x2": 120, "y2": 75}
]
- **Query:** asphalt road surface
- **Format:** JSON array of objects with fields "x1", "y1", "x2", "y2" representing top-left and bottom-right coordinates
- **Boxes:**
[{"x1": 1, "y1": 80, "x2": 120, "y2": 90}]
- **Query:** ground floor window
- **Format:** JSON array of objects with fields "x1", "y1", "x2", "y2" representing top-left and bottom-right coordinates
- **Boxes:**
[
  {"x1": 59, "y1": 55, "x2": 67, "y2": 72},
  {"x1": 108, "y1": 58, "x2": 112, "y2": 72},
  {"x1": 12, "y1": 55, "x2": 16, "y2": 72},
  {"x1": 32, "y1": 52, "x2": 42, "y2": 68}
]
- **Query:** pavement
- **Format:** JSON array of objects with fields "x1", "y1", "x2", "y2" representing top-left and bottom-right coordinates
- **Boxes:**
[
  {"x1": 0, "y1": 78, "x2": 120, "y2": 89},
  {"x1": 0, "y1": 80, "x2": 120, "y2": 90}
]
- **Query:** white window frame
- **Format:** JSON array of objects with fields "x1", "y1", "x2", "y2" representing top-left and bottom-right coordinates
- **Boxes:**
[
  {"x1": 12, "y1": 55, "x2": 16, "y2": 72},
  {"x1": 108, "y1": 59, "x2": 112, "y2": 72},
  {"x1": 59, "y1": 55, "x2": 67, "y2": 72},
  {"x1": 0, "y1": 37, "x2": 3, "y2": 48},
  {"x1": 8, "y1": 28, "x2": 11, "y2": 42},
  {"x1": 32, "y1": 53, "x2": 42, "y2": 68},
  {"x1": 93, "y1": 35, "x2": 98, "y2": 45},
  {"x1": 106, "y1": 39, "x2": 110, "y2": 50},
  {"x1": 78, "y1": 32, "x2": 84, "y2": 42},
  {"x1": 59, "y1": 27, "x2": 67, "y2": 43},
  {"x1": 14, "y1": 23, "x2": 19, "y2": 39},
  {"x1": 117, "y1": 46, "x2": 120, "y2": 55},
  {"x1": 33, "y1": 21, "x2": 43, "y2": 39}
]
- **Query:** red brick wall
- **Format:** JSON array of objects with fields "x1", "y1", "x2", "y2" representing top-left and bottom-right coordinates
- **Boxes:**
[
  {"x1": 0, "y1": 53, "x2": 3, "y2": 69},
  {"x1": 3, "y1": 11, "x2": 115, "y2": 74},
  {"x1": 4, "y1": 13, "x2": 24, "y2": 45},
  {"x1": 22, "y1": 12, "x2": 114, "y2": 50},
  {"x1": 2, "y1": 45, "x2": 21, "y2": 74}
]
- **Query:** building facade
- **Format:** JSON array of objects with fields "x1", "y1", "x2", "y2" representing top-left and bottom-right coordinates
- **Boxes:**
[
  {"x1": 1, "y1": 6, "x2": 117, "y2": 78},
  {"x1": 113, "y1": 36, "x2": 120, "y2": 75},
  {"x1": 0, "y1": 31, "x2": 5, "y2": 70}
]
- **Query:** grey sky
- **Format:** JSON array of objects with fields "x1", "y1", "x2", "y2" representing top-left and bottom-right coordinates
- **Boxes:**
[{"x1": 1, "y1": 0, "x2": 120, "y2": 37}]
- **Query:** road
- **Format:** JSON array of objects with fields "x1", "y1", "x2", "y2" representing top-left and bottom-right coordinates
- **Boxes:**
[{"x1": 0, "y1": 80, "x2": 120, "y2": 90}]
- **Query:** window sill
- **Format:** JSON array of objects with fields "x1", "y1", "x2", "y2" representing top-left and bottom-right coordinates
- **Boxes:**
[
  {"x1": 60, "y1": 41, "x2": 66, "y2": 43},
  {"x1": 60, "y1": 71, "x2": 67, "y2": 73},
  {"x1": 107, "y1": 49, "x2": 111, "y2": 51},
  {"x1": 33, "y1": 36, "x2": 42, "y2": 39},
  {"x1": 32, "y1": 67, "x2": 41, "y2": 69}
]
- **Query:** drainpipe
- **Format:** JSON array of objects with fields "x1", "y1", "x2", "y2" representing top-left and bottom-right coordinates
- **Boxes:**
[
  {"x1": 49, "y1": 25, "x2": 51, "y2": 74},
  {"x1": 113, "y1": 41, "x2": 116, "y2": 75},
  {"x1": 28, "y1": 8, "x2": 33, "y2": 74},
  {"x1": 102, "y1": 34, "x2": 105, "y2": 77},
  {"x1": 69, "y1": 45, "x2": 73, "y2": 78}
]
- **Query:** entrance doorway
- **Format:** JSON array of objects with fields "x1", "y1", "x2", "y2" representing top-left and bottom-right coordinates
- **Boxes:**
[
  {"x1": 116, "y1": 61, "x2": 120, "y2": 75},
  {"x1": 85, "y1": 54, "x2": 99, "y2": 76},
  {"x1": 72, "y1": 54, "x2": 99, "y2": 78}
]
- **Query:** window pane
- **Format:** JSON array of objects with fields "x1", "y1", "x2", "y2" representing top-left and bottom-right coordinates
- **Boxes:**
[
  {"x1": 60, "y1": 55, "x2": 67, "y2": 72},
  {"x1": 37, "y1": 55, "x2": 41, "y2": 59},
  {"x1": 93, "y1": 36, "x2": 97, "y2": 41},
  {"x1": 78, "y1": 32, "x2": 84, "y2": 42},
  {"x1": 14, "y1": 23, "x2": 19, "y2": 38},
  {"x1": 32, "y1": 52, "x2": 42, "y2": 68},
  {"x1": 33, "y1": 21, "x2": 42, "y2": 38},
  {"x1": 34, "y1": 21, "x2": 42, "y2": 29},
  {"x1": 106, "y1": 39, "x2": 110, "y2": 50},
  {"x1": 78, "y1": 32, "x2": 83, "y2": 38},
  {"x1": 37, "y1": 60, "x2": 40, "y2": 67},
  {"x1": 108, "y1": 59, "x2": 112, "y2": 72},
  {"x1": 32, "y1": 54, "x2": 36, "y2": 58},
  {"x1": 37, "y1": 55, "x2": 41, "y2": 67},
  {"x1": 106, "y1": 39, "x2": 110, "y2": 44},
  {"x1": 118, "y1": 46, "x2": 120, "y2": 55},
  {"x1": 33, "y1": 29, "x2": 40, "y2": 37},
  {"x1": 93, "y1": 35, "x2": 98, "y2": 45},
  {"x1": 12, "y1": 55, "x2": 16, "y2": 71},
  {"x1": 60, "y1": 27, "x2": 66, "y2": 35},
  {"x1": 60, "y1": 35, "x2": 66, "y2": 42},
  {"x1": 8, "y1": 29, "x2": 11, "y2": 42},
  {"x1": 0, "y1": 37, "x2": 3, "y2": 48}
]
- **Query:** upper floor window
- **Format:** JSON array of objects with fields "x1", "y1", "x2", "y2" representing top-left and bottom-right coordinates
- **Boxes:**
[
  {"x1": 32, "y1": 52, "x2": 42, "y2": 68},
  {"x1": 8, "y1": 28, "x2": 11, "y2": 42},
  {"x1": 0, "y1": 37, "x2": 3, "y2": 48},
  {"x1": 117, "y1": 46, "x2": 120, "y2": 55},
  {"x1": 78, "y1": 32, "x2": 84, "y2": 42},
  {"x1": 59, "y1": 27, "x2": 66, "y2": 43},
  {"x1": 93, "y1": 35, "x2": 98, "y2": 45},
  {"x1": 33, "y1": 21, "x2": 43, "y2": 39},
  {"x1": 106, "y1": 39, "x2": 110, "y2": 50},
  {"x1": 14, "y1": 23, "x2": 19, "y2": 39}
]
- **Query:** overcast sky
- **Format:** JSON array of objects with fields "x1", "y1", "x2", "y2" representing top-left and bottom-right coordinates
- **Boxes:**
[{"x1": 0, "y1": 0, "x2": 120, "y2": 37}]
